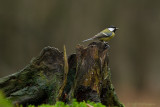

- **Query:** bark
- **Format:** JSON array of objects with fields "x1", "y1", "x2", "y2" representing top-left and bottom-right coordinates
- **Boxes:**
[{"x1": 0, "y1": 42, "x2": 124, "y2": 107}]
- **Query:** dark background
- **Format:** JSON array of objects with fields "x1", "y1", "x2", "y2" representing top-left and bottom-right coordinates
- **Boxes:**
[{"x1": 0, "y1": 0, "x2": 160, "y2": 106}]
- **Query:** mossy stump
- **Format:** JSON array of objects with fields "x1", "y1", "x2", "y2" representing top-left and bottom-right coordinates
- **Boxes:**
[{"x1": 0, "y1": 42, "x2": 124, "y2": 107}]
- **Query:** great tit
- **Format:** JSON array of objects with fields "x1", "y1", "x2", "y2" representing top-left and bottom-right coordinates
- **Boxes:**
[{"x1": 83, "y1": 25, "x2": 119, "y2": 42}]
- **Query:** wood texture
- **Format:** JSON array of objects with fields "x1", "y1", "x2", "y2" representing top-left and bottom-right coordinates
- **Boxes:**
[{"x1": 0, "y1": 42, "x2": 123, "y2": 107}]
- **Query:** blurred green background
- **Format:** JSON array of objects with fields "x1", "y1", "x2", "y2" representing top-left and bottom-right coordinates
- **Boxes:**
[{"x1": 0, "y1": 0, "x2": 160, "y2": 106}]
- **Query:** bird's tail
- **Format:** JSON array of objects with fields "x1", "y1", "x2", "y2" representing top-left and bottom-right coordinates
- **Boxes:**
[{"x1": 82, "y1": 38, "x2": 93, "y2": 42}]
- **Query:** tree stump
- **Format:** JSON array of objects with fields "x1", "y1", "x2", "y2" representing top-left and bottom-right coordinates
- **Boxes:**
[{"x1": 0, "y1": 42, "x2": 124, "y2": 107}]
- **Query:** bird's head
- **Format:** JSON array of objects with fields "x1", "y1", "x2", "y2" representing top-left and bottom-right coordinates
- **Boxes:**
[{"x1": 108, "y1": 25, "x2": 119, "y2": 32}]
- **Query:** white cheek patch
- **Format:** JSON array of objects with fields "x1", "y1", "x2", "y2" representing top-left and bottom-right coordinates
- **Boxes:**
[{"x1": 108, "y1": 28, "x2": 114, "y2": 32}]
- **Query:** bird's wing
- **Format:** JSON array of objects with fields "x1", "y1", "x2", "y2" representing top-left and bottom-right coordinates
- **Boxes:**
[
  {"x1": 82, "y1": 30, "x2": 112, "y2": 42},
  {"x1": 94, "y1": 32, "x2": 112, "y2": 39}
]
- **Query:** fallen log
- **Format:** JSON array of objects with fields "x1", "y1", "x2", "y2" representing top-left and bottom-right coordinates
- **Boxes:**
[{"x1": 0, "y1": 42, "x2": 124, "y2": 107}]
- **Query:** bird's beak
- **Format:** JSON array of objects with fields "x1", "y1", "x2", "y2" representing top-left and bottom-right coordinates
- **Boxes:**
[{"x1": 116, "y1": 28, "x2": 119, "y2": 30}]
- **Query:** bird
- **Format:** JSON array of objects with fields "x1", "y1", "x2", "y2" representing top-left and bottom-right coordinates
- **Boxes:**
[{"x1": 82, "y1": 25, "x2": 119, "y2": 43}]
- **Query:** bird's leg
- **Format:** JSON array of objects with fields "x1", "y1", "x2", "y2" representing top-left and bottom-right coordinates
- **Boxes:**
[
  {"x1": 103, "y1": 41, "x2": 110, "y2": 49},
  {"x1": 103, "y1": 41, "x2": 108, "y2": 44}
]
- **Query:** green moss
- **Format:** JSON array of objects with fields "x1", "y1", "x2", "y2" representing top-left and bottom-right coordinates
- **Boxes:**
[
  {"x1": 0, "y1": 91, "x2": 13, "y2": 107},
  {"x1": 0, "y1": 92, "x2": 107, "y2": 107}
]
